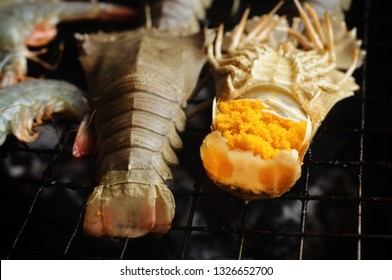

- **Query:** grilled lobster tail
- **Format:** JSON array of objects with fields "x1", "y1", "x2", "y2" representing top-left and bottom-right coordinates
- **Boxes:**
[{"x1": 78, "y1": 29, "x2": 205, "y2": 238}]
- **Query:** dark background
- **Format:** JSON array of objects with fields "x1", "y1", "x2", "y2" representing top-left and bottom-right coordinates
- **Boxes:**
[{"x1": 1, "y1": 0, "x2": 391, "y2": 259}]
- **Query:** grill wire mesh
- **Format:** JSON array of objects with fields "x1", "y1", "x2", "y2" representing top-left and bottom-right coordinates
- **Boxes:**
[{"x1": 1, "y1": 0, "x2": 391, "y2": 260}]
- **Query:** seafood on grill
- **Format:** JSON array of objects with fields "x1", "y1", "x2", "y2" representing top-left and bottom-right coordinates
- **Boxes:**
[
  {"x1": 0, "y1": 0, "x2": 135, "y2": 87},
  {"x1": 200, "y1": 0, "x2": 364, "y2": 200},
  {"x1": 75, "y1": 5, "x2": 208, "y2": 236},
  {"x1": 0, "y1": 79, "x2": 88, "y2": 145}
]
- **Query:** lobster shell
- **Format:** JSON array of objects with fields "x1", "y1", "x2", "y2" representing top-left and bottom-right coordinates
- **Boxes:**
[
  {"x1": 200, "y1": 1, "x2": 363, "y2": 200},
  {"x1": 77, "y1": 28, "x2": 206, "y2": 238}
]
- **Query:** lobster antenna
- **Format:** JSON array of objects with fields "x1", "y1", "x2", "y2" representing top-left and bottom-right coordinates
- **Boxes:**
[
  {"x1": 293, "y1": 0, "x2": 323, "y2": 50},
  {"x1": 287, "y1": 28, "x2": 311, "y2": 49},
  {"x1": 339, "y1": 49, "x2": 359, "y2": 87},
  {"x1": 246, "y1": 0, "x2": 284, "y2": 42},
  {"x1": 255, "y1": 19, "x2": 278, "y2": 42},
  {"x1": 304, "y1": 2, "x2": 326, "y2": 45},
  {"x1": 324, "y1": 12, "x2": 336, "y2": 62},
  {"x1": 228, "y1": 7, "x2": 250, "y2": 50},
  {"x1": 207, "y1": 39, "x2": 220, "y2": 69},
  {"x1": 215, "y1": 24, "x2": 224, "y2": 60}
]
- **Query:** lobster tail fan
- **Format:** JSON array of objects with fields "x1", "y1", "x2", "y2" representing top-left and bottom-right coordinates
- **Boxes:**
[{"x1": 84, "y1": 182, "x2": 174, "y2": 238}]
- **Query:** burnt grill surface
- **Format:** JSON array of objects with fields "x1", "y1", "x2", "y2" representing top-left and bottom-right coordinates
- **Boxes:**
[{"x1": 1, "y1": 0, "x2": 391, "y2": 260}]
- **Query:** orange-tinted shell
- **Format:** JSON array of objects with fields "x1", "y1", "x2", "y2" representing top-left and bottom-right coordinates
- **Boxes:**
[{"x1": 201, "y1": 131, "x2": 302, "y2": 199}]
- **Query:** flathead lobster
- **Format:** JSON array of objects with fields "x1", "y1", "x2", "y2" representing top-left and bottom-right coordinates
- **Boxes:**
[
  {"x1": 200, "y1": 0, "x2": 364, "y2": 199},
  {"x1": 76, "y1": 0, "x2": 210, "y2": 238}
]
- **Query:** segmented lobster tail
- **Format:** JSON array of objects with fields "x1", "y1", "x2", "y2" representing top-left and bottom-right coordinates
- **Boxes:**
[
  {"x1": 84, "y1": 80, "x2": 181, "y2": 237},
  {"x1": 78, "y1": 28, "x2": 205, "y2": 238}
]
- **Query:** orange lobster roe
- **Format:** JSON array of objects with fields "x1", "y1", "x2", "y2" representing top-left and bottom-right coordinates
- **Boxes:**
[{"x1": 215, "y1": 99, "x2": 306, "y2": 160}]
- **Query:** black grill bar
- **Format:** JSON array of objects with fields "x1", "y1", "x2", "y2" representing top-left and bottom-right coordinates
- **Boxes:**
[
  {"x1": 6, "y1": 185, "x2": 42, "y2": 260},
  {"x1": 1, "y1": 0, "x2": 391, "y2": 260},
  {"x1": 357, "y1": 0, "x2": 370, "y2": 260},
  {"x1": 236, "y1": 202, "x2": 250, "y2": 260},
  {"x1": 179, "y1": 167, "x2": 204, "y2": 260},
  {"x1": 4, "y1": 123, "x2": 73, "y2": 260},
  {"x1": 298, "y1": 148, "x2": 312, "y2": 260}
]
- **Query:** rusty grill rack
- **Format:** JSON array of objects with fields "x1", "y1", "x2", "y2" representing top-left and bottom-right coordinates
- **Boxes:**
[{"x1": 1, "y1": 0, "x2": 391, "y2": 260}]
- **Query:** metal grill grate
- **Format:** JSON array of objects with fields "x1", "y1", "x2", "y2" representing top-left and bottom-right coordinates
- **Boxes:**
[{"x1": 1, "y1": 0, "x2": 391, "y2": 260}]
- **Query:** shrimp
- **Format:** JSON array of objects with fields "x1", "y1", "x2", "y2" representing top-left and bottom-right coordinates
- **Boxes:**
[
  {"x1": 0, "y1": 79, "x2": 88, "y2": 145},
  {"x1": 200, "y1": 0, "x2": 364, "y2": 199},
  {"x1": 0, "y1": 0, "x2": 135, "y2": 87},
  {"x1": 76, "y1": 0, "x2": 210, "y2": 238}
]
